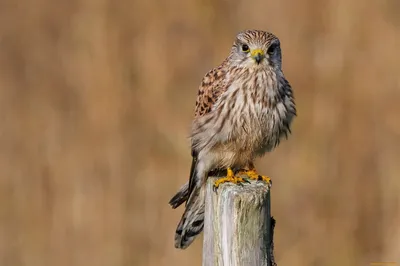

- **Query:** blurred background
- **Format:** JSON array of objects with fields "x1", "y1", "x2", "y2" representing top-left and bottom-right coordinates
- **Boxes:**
[{"x1": 0, "y1": 0, "x2": 399, "y2": 265}]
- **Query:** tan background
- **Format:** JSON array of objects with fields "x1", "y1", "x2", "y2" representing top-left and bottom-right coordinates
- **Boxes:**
[{"x1": 1, "y1": 0, "x2": 400, "y2": 265}]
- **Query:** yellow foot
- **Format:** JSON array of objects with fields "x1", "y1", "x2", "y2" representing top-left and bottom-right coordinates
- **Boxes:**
[
  {"x1": 238, "y1": 169, "x2": 271, "y2": 184},
  {"x1": 213, "y1": 167, "x2": 247, "y2": 191}
]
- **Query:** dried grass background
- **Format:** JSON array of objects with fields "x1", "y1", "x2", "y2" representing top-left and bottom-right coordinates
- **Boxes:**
[{"x1": 1, "y1": 0, "x2": 400, "y2": 265}]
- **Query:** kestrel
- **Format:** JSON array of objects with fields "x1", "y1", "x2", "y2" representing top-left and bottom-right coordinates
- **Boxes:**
[{"x1": 169, "y1": 30, "x2": 296, "y2": 249}]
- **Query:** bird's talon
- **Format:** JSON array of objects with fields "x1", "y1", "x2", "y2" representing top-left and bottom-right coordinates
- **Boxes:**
[
  {"x1": 240, "y1": 169, "x2": 271, "y2": 184},
  {"x1": 213, "y1": 167, "x2": 246, "y2": 190},
  {"x1": 242, "y1": 178, "x2": 251, "y2": 183}
]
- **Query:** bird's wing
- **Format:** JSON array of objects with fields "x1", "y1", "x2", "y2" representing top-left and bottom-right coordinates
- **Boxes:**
[
  {"x1": 187, "y1": 63, "x2": 229, "y2": 197},
  {"x1": 194, "y1": 64, "x2": 229, "y2": 118},
  {"x1": 169, "y1": 63, "x2": 230, "y2": 209}
]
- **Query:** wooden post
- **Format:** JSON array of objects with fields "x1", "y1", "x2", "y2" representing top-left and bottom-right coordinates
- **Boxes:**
[{"x1": 202, "y1": 176, "x2": 276, "y2": 266}]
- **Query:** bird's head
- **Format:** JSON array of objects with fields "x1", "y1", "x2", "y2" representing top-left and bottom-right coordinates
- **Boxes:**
[{"x1": 228, "y1": 30, "x2": 282, "y2": 70}]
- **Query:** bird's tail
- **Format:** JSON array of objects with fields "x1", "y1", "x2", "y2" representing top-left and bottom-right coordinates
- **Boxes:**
[
  {"x1": 169, "y1": 156, "x2": 198, "y2": 209},
  {"x1": 170, "y1": 156, "x2": 206, "y2": 249},
  {"x1": 169, "y1": 182, "x2": 189, "y2": 209},
  {"x1": 173, "y1": 186, "x2": 205, "y2": 249}
]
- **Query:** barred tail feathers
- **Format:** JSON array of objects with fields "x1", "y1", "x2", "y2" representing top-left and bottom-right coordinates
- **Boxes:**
[
  {"x1": 169, "y1": 156, "x2": 197, "y2": 209},
  {"x1": 169, "y1": 182, "x2": 189, "y2": 209},
  {"x1": 174, "y1": 187, "x2": 205, "y2": 249},
  {"x1": 171, "y1": 155, "x2": 206, "y2": 249}
]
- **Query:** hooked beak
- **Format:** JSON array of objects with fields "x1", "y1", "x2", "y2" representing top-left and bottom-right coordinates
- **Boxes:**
[{"x1": 251, "y1": 49, "x2": 265, "y2": 64}]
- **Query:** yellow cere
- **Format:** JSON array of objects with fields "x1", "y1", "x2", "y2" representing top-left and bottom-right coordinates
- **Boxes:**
[{"x1": 250, "y1": 48, "x2": 264, "y2": 58}]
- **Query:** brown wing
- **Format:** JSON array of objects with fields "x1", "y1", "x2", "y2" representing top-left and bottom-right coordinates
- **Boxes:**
[
  {"x1": 169, "y1": 62, "x2": 230, "y2": 209},
  {"x1": 194, "y1": 63, "x2": 229, "y2": 118}
]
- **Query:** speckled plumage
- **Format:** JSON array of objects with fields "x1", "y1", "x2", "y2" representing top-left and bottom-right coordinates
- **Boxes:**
[{"x1": 169, "y1": 30, "x2": 296, "y2": 249}]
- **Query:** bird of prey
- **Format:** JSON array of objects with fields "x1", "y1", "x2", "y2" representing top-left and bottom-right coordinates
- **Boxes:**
[{"x1": 169, "y1": 29, "x2": 296, "y2": 249}]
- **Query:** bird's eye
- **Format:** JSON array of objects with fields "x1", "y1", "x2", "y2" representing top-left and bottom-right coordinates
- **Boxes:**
[
  {"x1": 241, "y1": 44, "x2": 250, "y2": 53},
  {"x1": 267, "y1": 43, "x2": 278, "y2": 55}
]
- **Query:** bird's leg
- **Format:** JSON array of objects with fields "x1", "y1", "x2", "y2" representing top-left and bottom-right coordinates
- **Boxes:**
[
  {"x1": 213, "y1": 167, "x2": 246, "y2": 190},
  {"x1": 237, "y1": 163, "x2": 271, "y2": 184}
]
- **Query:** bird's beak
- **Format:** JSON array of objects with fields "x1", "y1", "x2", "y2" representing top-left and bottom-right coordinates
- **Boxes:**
[{"x1": 251, "y1": 49, "x2": 265, "y2": 64}]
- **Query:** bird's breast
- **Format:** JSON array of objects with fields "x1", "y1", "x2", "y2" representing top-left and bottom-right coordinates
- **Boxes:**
[
  {"x1": 192, "y1": 70, "x2": 294, "y2": 169},
  {"x1": 222, "y1": 74, "x2": 291, "y2": 156}
]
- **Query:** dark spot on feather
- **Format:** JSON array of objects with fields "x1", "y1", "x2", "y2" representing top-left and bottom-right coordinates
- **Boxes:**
[
  {"x1": 251, "y1": 92, "x2": 256, "y2": 103},
  {"x1": 231, "y1": 89, "x2": 238, "y2": 99},
  {"x1": 185, "y1": 225, "x2": 203, "y2": 238},
  {"x1": 192, "y1": 220, "x2": 203, "y2": 227},
  {"x1": 242, "y1": 124, "x2": 248, "y2": 134},
  {"x1": 225, "y1": 106, "x2": 231, "y2": 119}
]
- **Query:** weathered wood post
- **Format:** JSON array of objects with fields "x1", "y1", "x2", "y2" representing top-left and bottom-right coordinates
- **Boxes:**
[{"x1": 202, "y1": 176, "x2": 276, "y2": 266}]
